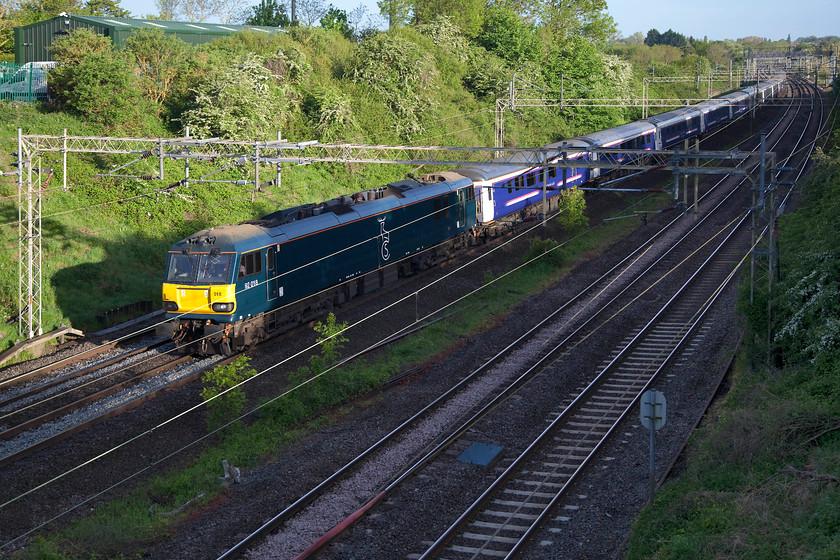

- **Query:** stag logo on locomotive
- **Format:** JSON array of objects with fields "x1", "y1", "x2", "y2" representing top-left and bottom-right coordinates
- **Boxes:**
[{"x1": 378, "y1": 217, "x2": 391, "y2": 261}]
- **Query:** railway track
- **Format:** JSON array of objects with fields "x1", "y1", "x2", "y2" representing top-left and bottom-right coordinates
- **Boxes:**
[
  {"x1": 215, "y1": 77, "x2": 823, "y2": 560},
  {"x1": 0, "y1": 340, "x2": 207, "y2": 468},
  {"x1": 413, "y1": 77, "x2": 821, "y2": 560}
]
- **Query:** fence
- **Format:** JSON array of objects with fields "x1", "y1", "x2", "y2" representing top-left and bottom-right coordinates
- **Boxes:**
[
  {"x1": 0, "y1": 62, "x2": 54, "y2": 102},
  {"x1": 95, "y1": 300, "x2": 155, "y2": 329}
]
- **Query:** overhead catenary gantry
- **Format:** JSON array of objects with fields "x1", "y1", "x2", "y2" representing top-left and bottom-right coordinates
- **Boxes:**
[{"x1": 15, "y1": 132, "x2": 774, "y2": 340}]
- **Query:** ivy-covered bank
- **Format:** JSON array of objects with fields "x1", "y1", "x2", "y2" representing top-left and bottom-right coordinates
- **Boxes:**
[{"x1": 626, "y1": 107, "x2": 840, "y2": 559}]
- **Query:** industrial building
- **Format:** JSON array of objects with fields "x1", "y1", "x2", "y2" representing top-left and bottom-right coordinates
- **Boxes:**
[{"x1": 14, "y1": 14, "x2": 284, "y2": 64}]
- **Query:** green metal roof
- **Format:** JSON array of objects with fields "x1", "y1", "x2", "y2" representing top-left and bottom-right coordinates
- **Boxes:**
[{"x1": 65, "y1": 14, "x2": 285, "y2": 36}]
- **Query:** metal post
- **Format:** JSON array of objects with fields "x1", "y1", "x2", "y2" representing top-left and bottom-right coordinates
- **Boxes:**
[
  {"x1": 694, "y1": 137, "x2": 699, "y2": 217},
  {"x1": 62, "y1": 129, "x2": 67, "y2": 191},
  {"x1": 184, "y1": 127, "x2": 190, "y2": 190},
  {"x1": 253, "y1": 140, "x2": 259, "y2": 203},
  {"x1": 683, "y1": 139, "x2": 689, "y2": 210},
  {"x1": 542, "y1": 151, "x2": 547, "y2": 237},
  {"x1": 649, "y1": 419, "x2": 656, "y2": 503},
  {"x1": 276, "y1": 130, "x2": 282, "y2": 189},
  {"x1": 767, "y1": 151, "x2": 775, "y2": 364},
  {"x1": 672, "y1": 148, "x2": 680, "y2": 202},
  {"x1": 17, "y1": 128, "x2": 23, "y2": 339},
  {"x1": 159, "y1": 137, "x2": 164, "y2": 181},
  {"x1": 17, "y1": 128, "x2": 42, "y2": 340}
]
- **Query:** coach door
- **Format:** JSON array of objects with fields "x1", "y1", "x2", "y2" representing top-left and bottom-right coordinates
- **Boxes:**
[{"x1": 266, "y1": 246, "x2": 279, "y2": 300}]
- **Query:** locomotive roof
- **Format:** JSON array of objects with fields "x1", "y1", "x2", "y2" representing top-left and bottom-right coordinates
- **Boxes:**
[
  {"x1": 168, "y1": 177, "x2": 472, "y2": 253},
  {"x1": 168, "y1": 223, "x2": 268, "y2": 254}
]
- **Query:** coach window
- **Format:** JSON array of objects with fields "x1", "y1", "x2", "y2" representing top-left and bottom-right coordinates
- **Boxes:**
[
  {"x1": 515, "y1": 175, "x2": 525, "y2": 189},
  {"x1": 238, "y1": 251, "x2": 263, "y2": 278},
  {"x1": 526, "y1": 172, "x2": 536, "y2": 187},
  {"x1": 548, "y1": 166, "x2": 557, "y2": 179}
]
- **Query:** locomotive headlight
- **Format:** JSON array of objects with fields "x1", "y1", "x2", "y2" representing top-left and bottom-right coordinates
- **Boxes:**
[
  {"x1": 212, "y1": 302, "x2": 235, "y2": 313},
  {"x1": 163, "y1": 301, "x2": 178, "y2": 311}
]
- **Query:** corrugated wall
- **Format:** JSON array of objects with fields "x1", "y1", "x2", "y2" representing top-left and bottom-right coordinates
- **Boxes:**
[
  {"x1": 15, "y1": 19, "x2": 114, "y2": 64},
  {"x1": 14, "y1": 16, "x2": 283, "y2": 64}
]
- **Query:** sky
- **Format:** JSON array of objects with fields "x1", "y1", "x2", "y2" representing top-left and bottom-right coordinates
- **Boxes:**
[{"x1": 116, "y1": 0, "x2": 838, "y2": 43}]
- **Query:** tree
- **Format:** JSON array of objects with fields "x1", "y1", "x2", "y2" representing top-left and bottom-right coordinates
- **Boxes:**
[
  {"x1": 215, "y1": 0, "x2": 246, "y2": 23},
  {"x1": 477, "y1": 6, "x2": 541, "y2": 63},
  {"x1": 536, "y1": 0, "x2": 616, "y2": 43},
  {"x1": 644, "y1": 28, "x2": 661, "y2": 46},
  {"x1": 245, "y1": 0, "x2": 290, "y2": 26},
  {"x1": 181, "y1": 53, "x2": 282, "y2": 139},
  {"x1": 13, "y1": 0, "x2": 82, "y2": 27},
  {"x1": 152, "y1": 0, "x2": 180, "y2": 19},
  {"x1": 660, "y1": 29, "x2": 686, "y2": 48},
  {"x1": 1, "y1": 0, "x2": 17, "y2": 53},
  {"x1": 124, "y1": 28, "x2": 192, "y2": 107},
  {"x1": 377, "y1": 0, "x2": 410, "y2": 29},
  {"x1": 319, "y1": 5, "x2": 351, "y2": 39},
  {"x1": 706, "y1": 42, "x2": 731, "y2": 68},
  {"x1": 412, "y1": 0, "x2": 484, "y2": 37},
  {"x1": 64, "y1": 51, "x2": 147, "y2": 128},
  {"x1": 49, "y1": 26, "x2": 112, "y2": 65},
  {"x1": 353, "y1": 32, "x2": 438, "y2": 138},
  {"x1": 83, "y1": 0, "x2": 130, "y2": 16},
  {"x1": 200, "y1": 355, "x2": 257, "y2": 431},
  {"x1": 296, "y1": 0, "x2": 326, "y2": 25},
  {"x1": 347, "y1": 3, "x2": 368, "y2": 37},
  {"x1": 179, "y1": 0, "x2": 221, "y2": 22}
]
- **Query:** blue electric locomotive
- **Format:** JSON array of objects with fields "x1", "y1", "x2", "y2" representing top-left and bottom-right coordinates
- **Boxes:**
[{"x1": 159, "y1": 174, "x2": 477, "y2": 354}]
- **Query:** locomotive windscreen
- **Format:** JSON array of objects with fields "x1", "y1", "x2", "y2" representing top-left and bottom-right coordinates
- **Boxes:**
[{"x1": 166, "y1": 253, "x2": 234, "y2": 284}]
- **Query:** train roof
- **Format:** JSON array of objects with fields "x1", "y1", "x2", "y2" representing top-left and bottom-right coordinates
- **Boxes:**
[
  {"x1": 454, "y1": 149, "x2": 542, "y2": 183},
  {"x1": 693, "y1": 98, "x2": 730, "y2": 113},
  {"x1": 718, "y1": 90, "x2": 749, "y2": 103},
  {"x1": 643, "y1": 106, "x2": 702, "y2": 128},
  {"x1": 572, "y1": 120, "x2": 656, "y2": 148},
  {"x1": 168, "y1": 223, "x2": 269, "y2": 255}
]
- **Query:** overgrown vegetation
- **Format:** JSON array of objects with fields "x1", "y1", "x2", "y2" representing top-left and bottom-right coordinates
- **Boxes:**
[
  {"x1": 626, "y1": 103, "x2": 840, "y2": 559},
  {"x1": 200, "y1": 355, "x2": 258, "y2": 430}
]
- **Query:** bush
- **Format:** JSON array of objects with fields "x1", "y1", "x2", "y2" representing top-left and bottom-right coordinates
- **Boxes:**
[
  {"x1": 353, "y1": 31, "x2": 439, "y2": 139},
  {"x1": 180, "y1": 53, "x2": 285, "y2": 139},
  {"x1": 124, "y1": 28, "x2": 194, "y2": 108},
  {"x1": 555, "y1": 187, "x2": 589, "y2": 233},
  {"x1": 61, "y1": 51, "x2": 150, "y2": 131},
  {"x1": 476, "y1": 7, "x2": 542, "y2": 63},
  {"x1": 200, "y1": 355, "x2": 258, "y2": 431}
]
